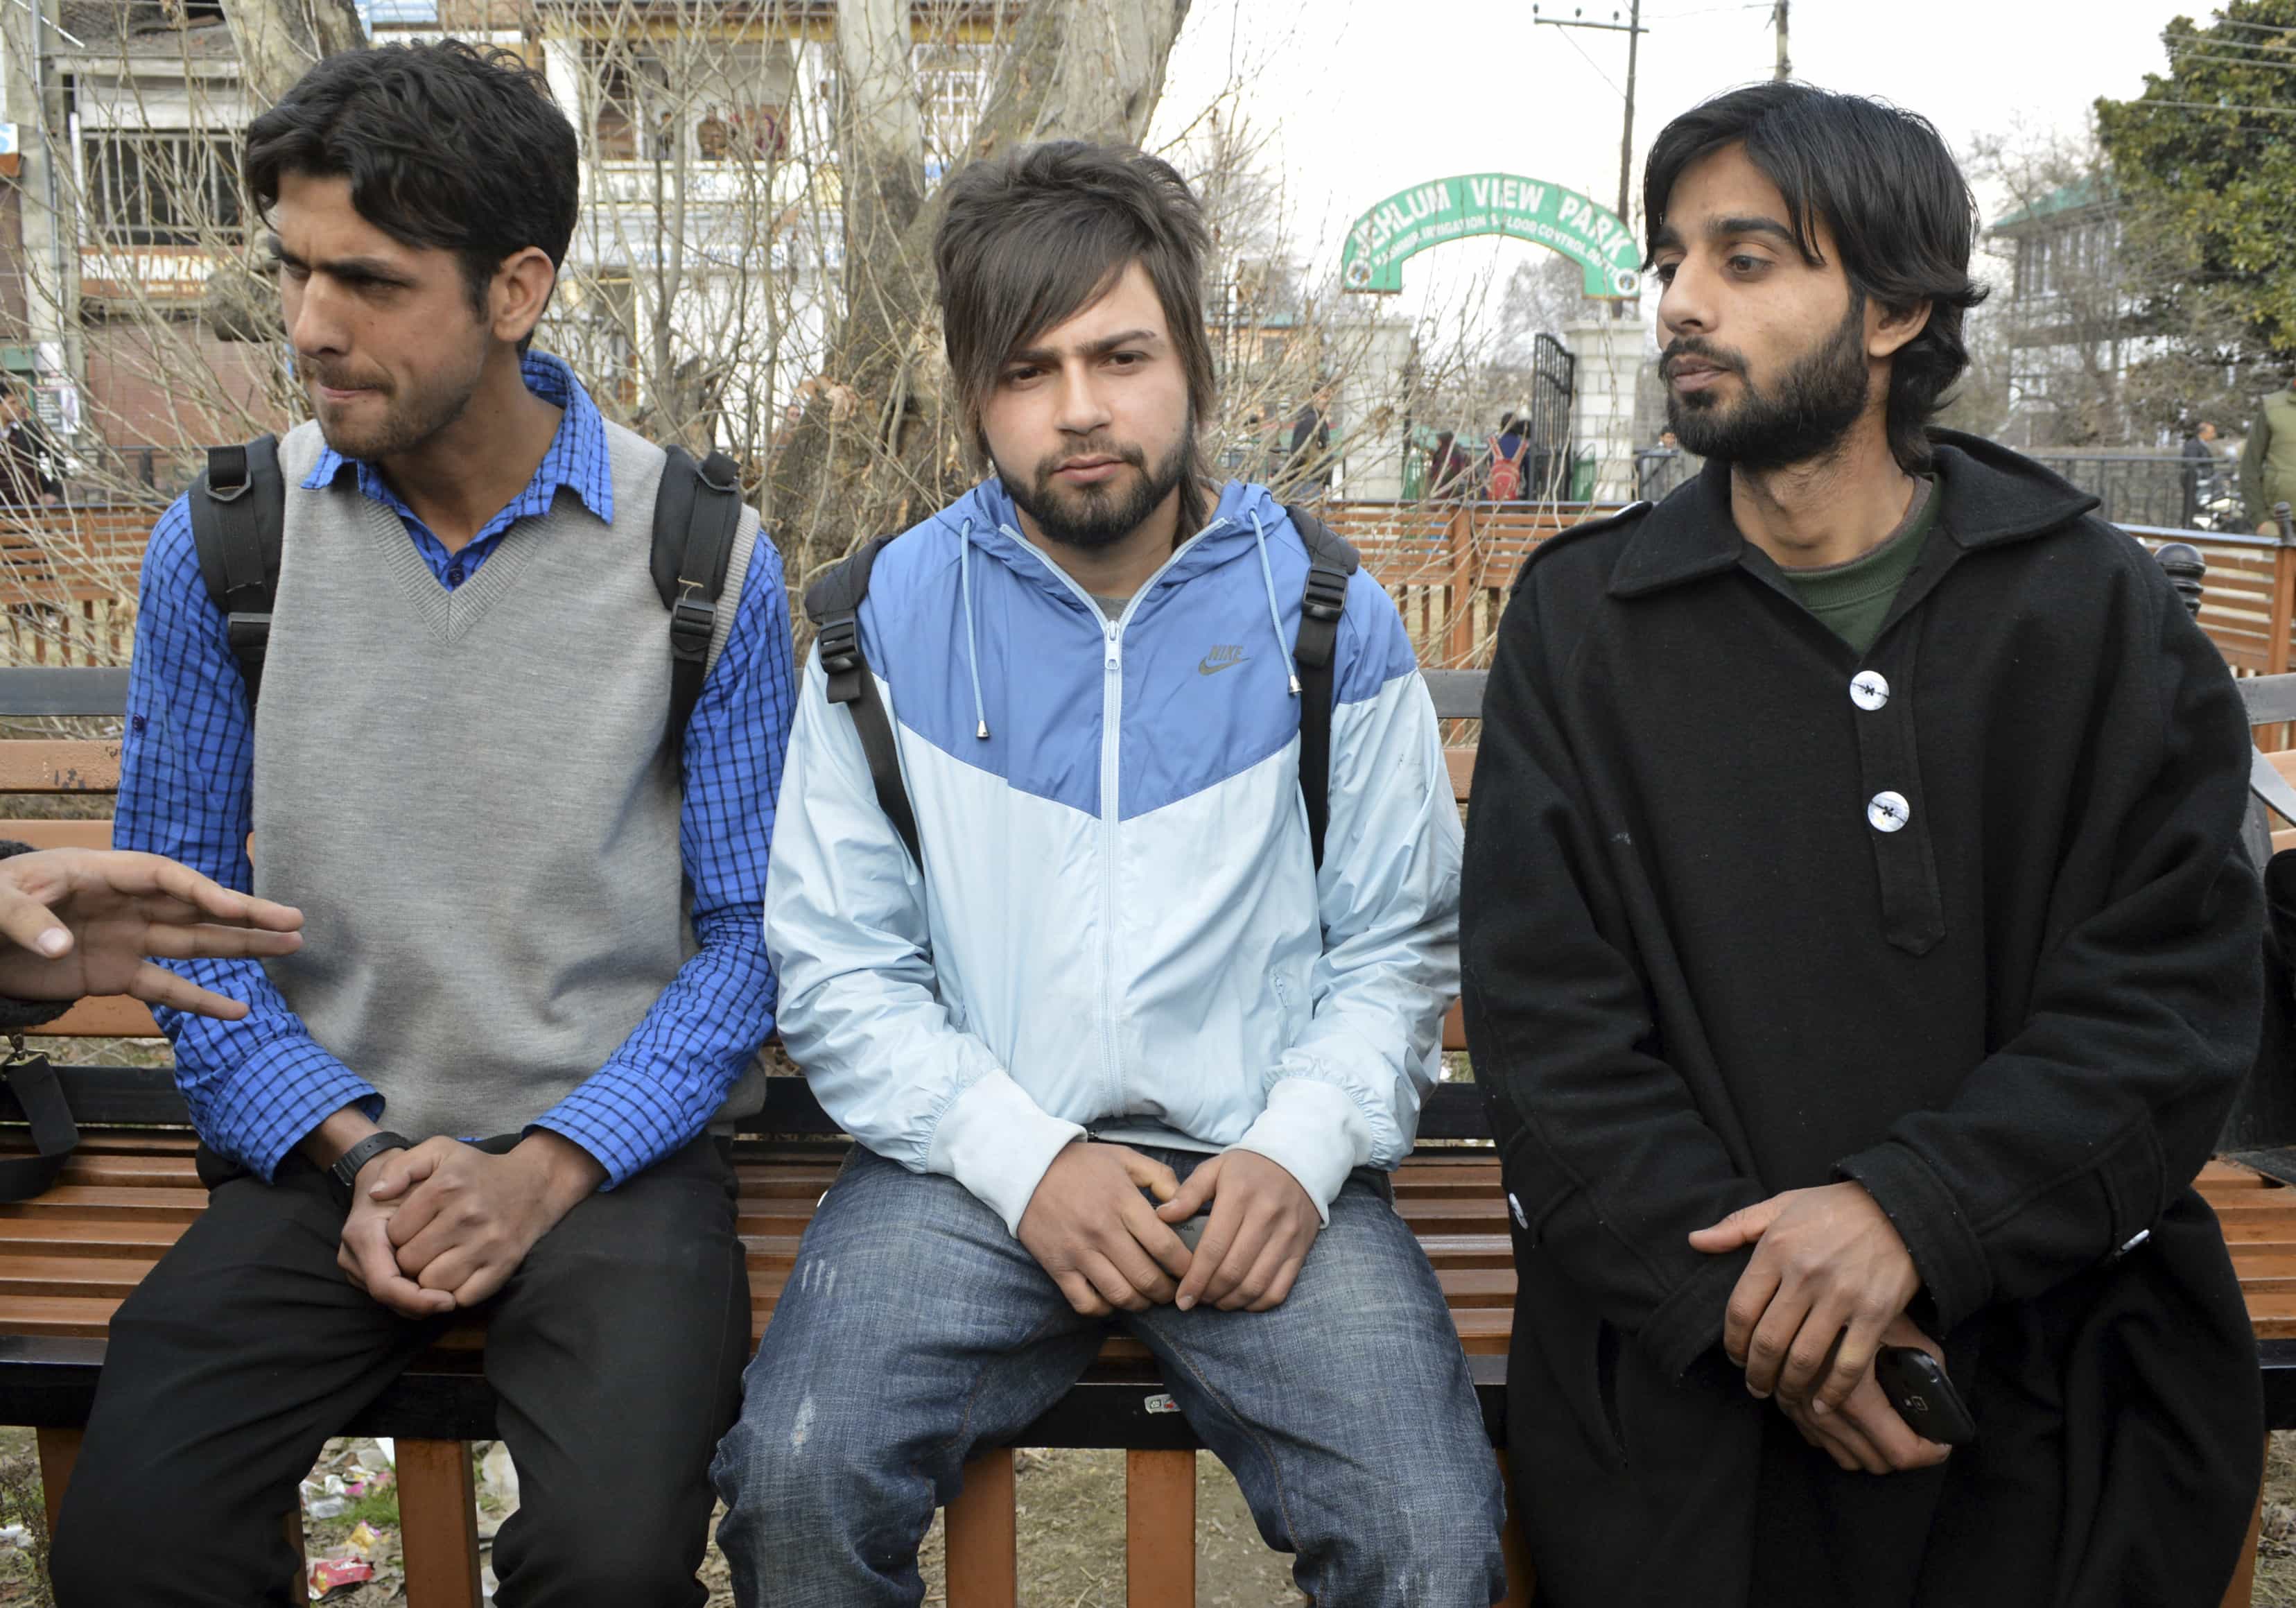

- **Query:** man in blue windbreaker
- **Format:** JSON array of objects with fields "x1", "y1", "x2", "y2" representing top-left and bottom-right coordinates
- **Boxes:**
[{"x1": 711, "y1": 141, "x2": 1507, "y2": 1607}]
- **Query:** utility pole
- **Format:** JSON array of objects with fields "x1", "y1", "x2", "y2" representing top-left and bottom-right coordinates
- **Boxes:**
[
  {"x1": 1531, "y1": 5, "x2": 1651, "y2": 227},
  {"x1": 1773, "y1": 0, "x2": 1791, "y2": 80}
]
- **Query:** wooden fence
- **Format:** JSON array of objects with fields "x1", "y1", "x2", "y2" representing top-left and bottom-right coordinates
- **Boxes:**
[
  {"x1": 1317, "y1": 500, "x2": 1615, "y2": 669},
  {"x1": 2, "y1": 499, "x2": 2292, "y2": 680},
  {"x1": 0, "y1": 504, "x2": 152, "y2": 668},
  {"x1": 1320, "y1": 503, "x2": 2296, "y2": 680}
]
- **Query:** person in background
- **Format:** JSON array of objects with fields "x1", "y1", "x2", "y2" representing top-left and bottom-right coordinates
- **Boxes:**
[
  {"x1": 1287, "y1": 390, "x2": 1334, "y2": 491},
  {"x1": 2241, "y1": 364, "x2": 2296, "y2": 535},
  {"x1": 1488, "y1": 412, "x2": 1527, "y2": 502},
  {"x1": 1429, "y1": 429, "x2": 1472, "y2": 500},
  {"x1": 2182, "y1": 419, "x2": 2222, "y2": 524},
  {"x1": 0, "y1": 379, "x2": 61, "y2": 507}
]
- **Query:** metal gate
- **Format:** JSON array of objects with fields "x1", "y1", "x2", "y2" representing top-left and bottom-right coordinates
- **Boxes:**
[{"x1": 1522, "y1": 334, "x2": 1575, "y2": 501}]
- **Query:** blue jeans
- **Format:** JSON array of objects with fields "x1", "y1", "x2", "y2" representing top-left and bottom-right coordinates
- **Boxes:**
[{"x1": 712, "y1": 1146, "x2": 1508, "y2": 1607}]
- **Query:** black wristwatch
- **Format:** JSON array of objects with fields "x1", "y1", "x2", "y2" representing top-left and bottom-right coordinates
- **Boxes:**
[{"x1": 328, "y1": 1132, "x2": 412, "y2": 1211}]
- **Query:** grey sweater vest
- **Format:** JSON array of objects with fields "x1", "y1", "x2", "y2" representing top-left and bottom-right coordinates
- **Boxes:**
[{"x1": 252, "y1": 420, "x2": 765, "y2": 1146}]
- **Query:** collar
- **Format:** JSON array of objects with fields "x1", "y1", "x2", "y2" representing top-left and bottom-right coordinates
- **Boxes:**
[
  {"x1": 1606, "y1": 430, "x2": 2103, "y2": 599},
  {"x1": 301, "y1": 349, "x2": 614, "y2": 525}
]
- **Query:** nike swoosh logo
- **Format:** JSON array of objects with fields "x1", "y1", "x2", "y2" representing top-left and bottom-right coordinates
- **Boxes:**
[{"x1": 1198, "y1": 653, "x2": 1244, "y2": 675}]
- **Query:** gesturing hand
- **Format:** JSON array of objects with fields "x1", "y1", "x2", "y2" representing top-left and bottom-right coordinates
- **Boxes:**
[
  {"x1": 1156, "y1": 1150, "x2": 1321, "y2": 1313},
  {"x1": 1017, "y1": 1142, "x2": 1194, "y2": 1317},
  {"x1": 1689, "y1": 1181, "x2": 1920, "y2": 1412},
  {"x1": 0, "y1": 848, "x2": 304, "y2": 1016},
  {"x1": 1773, "y1": 1313, "x2": 1954, "y2": 1476},
  {"x1": 368, "y1": 1132, "x2": 605, "y2": 1308}
]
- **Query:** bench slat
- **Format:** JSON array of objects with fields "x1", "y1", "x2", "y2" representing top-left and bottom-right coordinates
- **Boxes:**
[
  {"x1": 37, "y1": 997, "x2": 162, "y2": 1037},
  {"x1": 0, "y1": 1185, "x2": 204, "y2": 1221},
  {"x1": 0, "y1": 743, "x2": 120, "y2": 793},
  {"x1": 0, "y1": 820, "x2": 112, "y2": 850},
  {"x1": 0, "y1": 1256, "x2": 155, "y2": 1299},
  {"x1": 0, "y1": 1220, "x2": 191, "y2": 1257}
]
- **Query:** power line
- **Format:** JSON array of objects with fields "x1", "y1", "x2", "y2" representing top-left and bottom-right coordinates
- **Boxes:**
[
  {"x1": 2110, "y1": 97, "x2": 2296, "y2": 116},
  {"x1": 1640, "y1": 1, "x2": 1765, "y2": 17},
  {"x1": 1551, "y1": 27, "x2": 1626, "y2": 100},
  {"x1": 2162, "y1": 44, "x2": 2296, "y2": 72},
  {"x1": 1531, "y1": 3, "x2": 1650, "y2": 227}
]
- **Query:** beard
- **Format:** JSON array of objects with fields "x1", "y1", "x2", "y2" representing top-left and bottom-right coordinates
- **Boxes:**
[
  {"x1": 998, "y1": 431, "x2": 1188, "y2": 551},
  {"x1": 300, "y1": 348, "x2": 485, "y2": 462},
  {"x1": 1664, "y1": 295, "x2": 1872, "y2": 472}
]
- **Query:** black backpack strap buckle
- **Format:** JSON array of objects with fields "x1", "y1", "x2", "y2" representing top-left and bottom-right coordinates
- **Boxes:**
[
  {"x1": 205, "y1": 444, "x2": 253, "y2": 501},
  {"x1": 189, "y1": 435, "x2": 286, "y2": 710},
  {"x1": 670, "y1": 580, "x2": 717, "y2": 664},
  {"x1": 800, "y1": 535, "x2": 921, "y2": 867},
  {"x1": 651, "y1": 447, "x2": 747, "y2": 757},
  {"x1": 1281, "y1": 505, "x2": 1362, "y2": 872},
  {"x1": 816, "y1": 612, "x2": 865, "y2": 704},
  {"x1": 225, "y1": 612, "x2": 272, "y2": 658},
  {"x1": 1296, "y1": 561, "x2": 1350, "y2": 666}
]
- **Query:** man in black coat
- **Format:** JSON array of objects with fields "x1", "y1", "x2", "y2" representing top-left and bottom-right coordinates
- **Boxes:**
[
  {"x1": 1462, "y1": 82, "x2": 2265, "y2": 1608},
  {"x1": 0, "y1": 379, "x2": 60, "y2": 506}
]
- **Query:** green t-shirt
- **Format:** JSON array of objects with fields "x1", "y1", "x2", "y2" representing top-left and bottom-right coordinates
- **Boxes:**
[{"x1": 1770, "y1": 476, "x2": 1938, "y2": 657}]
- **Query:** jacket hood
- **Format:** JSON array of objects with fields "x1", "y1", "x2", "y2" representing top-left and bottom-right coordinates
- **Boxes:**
[
  {"x1": 916, "y1": 476, "x2": 1302, "y2": 742},
  {"x1": 934, "y1": 476, "x2": 1288, "y2": 598},
  {"x1": 1608, "y1": 429, "x2": 2105, "y2": 599}
]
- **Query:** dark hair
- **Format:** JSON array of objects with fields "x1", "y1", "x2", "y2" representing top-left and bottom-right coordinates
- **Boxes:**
[
  {"x1": 243, "y1": 42, "x2": 578, "y2": 336},
  {"x1": 934, "y1": 142, "x2": 1216, "y2": 528},
  {"x1": 1642, "y1": 82, "x2": 1986, "y2": 471}
]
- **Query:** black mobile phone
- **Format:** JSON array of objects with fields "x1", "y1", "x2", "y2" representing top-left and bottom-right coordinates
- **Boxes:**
[{"x1": 1874, "y1": 1346, "x2": 1977, "y2": 1447}]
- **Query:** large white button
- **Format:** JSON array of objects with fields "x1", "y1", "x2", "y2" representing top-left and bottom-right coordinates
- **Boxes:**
[
  {"x1": 1868, "y1": 791, "x2": 1911, "y2": 833},
  {"x1": 1851, "y1": 671, "x2": 1890, "y2": 711},
  {"x1": 1508, "y1": 1193, "x2": 1529, "y2": 1230}
]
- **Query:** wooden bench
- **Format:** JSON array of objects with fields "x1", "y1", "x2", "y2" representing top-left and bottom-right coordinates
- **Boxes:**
[
  {"x1": 0, "y1": 666, "x2": 1526, "y2": 1606},
  {"x1": 0, "y1": 664, "x2": 2287, "y2": 1608}
]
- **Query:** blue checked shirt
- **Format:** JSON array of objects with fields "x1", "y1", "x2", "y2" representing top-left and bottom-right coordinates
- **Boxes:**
[{"x1": 115, "y1": 352, "x2": 794, "y2": 1187}]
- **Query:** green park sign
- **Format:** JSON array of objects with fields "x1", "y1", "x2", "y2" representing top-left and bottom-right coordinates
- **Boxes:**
[{"x1": 1341, "y1": 173, "x2": 1643, "y2": 299}]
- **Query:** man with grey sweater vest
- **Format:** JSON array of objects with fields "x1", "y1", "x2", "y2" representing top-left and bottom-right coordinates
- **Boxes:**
[{"x1": 49, "y1": 44, "x2": 794, "y2": 1608}]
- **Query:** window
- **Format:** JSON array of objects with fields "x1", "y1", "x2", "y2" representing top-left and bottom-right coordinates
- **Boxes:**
[
  {"x1": 697, "y1": 41, "x2": 792, "y2": 162},
  {"x1": 586, "y1": 45, "x2": 672, "y2": 162},
  {"x1": 80, "y1": 130, "x2": 241, "y2": 245},
  {"x1": 914, "y1": 42, "x2": 991, "y2": 169}
]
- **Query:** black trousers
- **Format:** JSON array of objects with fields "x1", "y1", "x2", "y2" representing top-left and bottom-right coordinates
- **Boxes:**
[{"x1": 49, "y1": 1136, "x2": 749, "y2": 1608}]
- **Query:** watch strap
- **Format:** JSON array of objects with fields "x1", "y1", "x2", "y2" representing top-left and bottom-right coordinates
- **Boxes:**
[{"x1": 329, "y1": 1131, "x2": 411, "y2": 1210}]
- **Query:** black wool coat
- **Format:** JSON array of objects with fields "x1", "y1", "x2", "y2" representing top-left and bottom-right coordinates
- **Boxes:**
[{"x1": 1460, "y1": 434, "x2": 2266, "y2": 1608}]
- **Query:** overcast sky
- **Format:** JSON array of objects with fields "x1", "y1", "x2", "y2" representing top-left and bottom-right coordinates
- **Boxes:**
[{"x1": 1154, "y1": 0, "x2": 2200, "y2": 317}]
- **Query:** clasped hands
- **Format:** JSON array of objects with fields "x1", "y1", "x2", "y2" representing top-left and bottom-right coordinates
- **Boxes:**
[
  {"x1": 1690, "y1": 1181, "x2": 1953, "y2": 1476},
  {"x1": 1017, "y1": 1141, "x2": 1320, "y2": 1317},
  {"x1": 337, "y1": 1132, "x2": 605, "y2": 1319}
]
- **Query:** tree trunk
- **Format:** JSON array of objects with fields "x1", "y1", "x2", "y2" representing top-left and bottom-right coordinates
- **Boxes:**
[
  {"x1": 769, "y1": 0, "x2": 1192, "y2": 588},
  {"x1": 225, "y1": 0, "x2": 367, "y2": 109}
]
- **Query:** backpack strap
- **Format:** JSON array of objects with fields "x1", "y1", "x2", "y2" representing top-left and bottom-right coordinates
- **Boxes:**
[
  {"x1": 0, "y1": 1046, "x2": 76, "y2": 1204},
  {"x1": 189, "y1": 435, "x2": 285, "y2": 709},
  {"x1": 1284, "y1": 504, "x2": 1361, "y2": 872},
  {"x1": 650, "y1": 447, "x2": 745, "y2": 753},
  {"x1": 802, "y1": 535, "x2": 922, "y2": 869}
]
